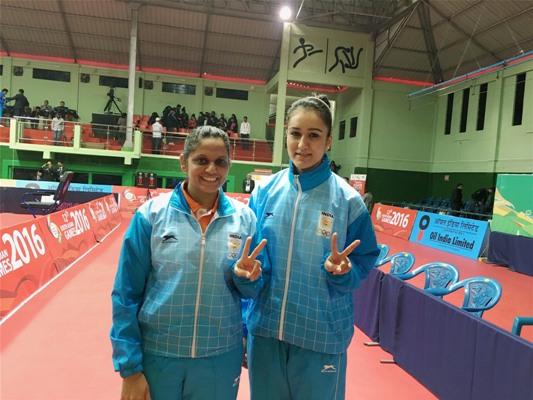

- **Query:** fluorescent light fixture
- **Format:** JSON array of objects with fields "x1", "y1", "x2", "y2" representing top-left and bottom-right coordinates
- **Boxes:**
[{"x1": 279, "y1": 6, "x2": 292, "y2": 21}]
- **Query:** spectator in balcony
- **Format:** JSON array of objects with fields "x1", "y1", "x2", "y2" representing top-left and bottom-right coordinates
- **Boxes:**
[
  {"x1": 227, "y1": 114, "x2": 238, "y2": 134},
  {"x1": 6, "y1": 89, "x2": 29, "y2": 117},
  {"x1": 450, "y1": 183, "x2": 464, "y2": 215},
  {"x1": 180, "y1": 107, "x2": 189, "y2": 129},
  {"x1": 151, "y1": 117, "x2": 164, "y2": 154},
  {"x1": 51, "y1": 113, "x2": 65, "y2": 146},
  {"x1": 30, "y1": 106, "x2": 42, "y2": 129},
  {"x1": 218, "y1": 113, "x2": 228, "y2": 131},
  {"x1": 208, "y1": 111, "x2": 218, "y2": 127},
  {"x1": 38, "y1": 160, "x2": 55, "y2": 182},
  {"x1": 40, "y1": 99, "x2": 53, "y2": 118},
  {"x1": 239, "y1": 116, "x2": 251, "y2": 150},
  {"x1": 0, "y1": 88, "x2": 8, "y2": 119},
  {"x1": 116, "y1": 113, "x2": 127, "y2": 143},
  {"x1": 243, "y1": 173, "x2": 255, "y2": 194},
  {"x1": 148, "y1": 112, "x2": 159, "y2": 126},
  {"x1": 54, "y1": 101, "x2": 68, "y2": 116},
  {"x1": 54, "y1": 161, "x2": 65, "y2": 181},
  {"x1": 188, "y1": 113, "x2": 198, "y2": 129}
]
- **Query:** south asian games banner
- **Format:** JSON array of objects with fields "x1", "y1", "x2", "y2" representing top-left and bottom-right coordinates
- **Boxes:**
[
  {"x1": 371, "y1": 203, "x2": 418, "y2": 240},
  {"x1": 409, "y1": 212, "x2": 489, "y2": 259}
]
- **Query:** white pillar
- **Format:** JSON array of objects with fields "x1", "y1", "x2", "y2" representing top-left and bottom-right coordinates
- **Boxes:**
[{"x1": 123, "y1": 2, "x2": 141, "y2": 150}]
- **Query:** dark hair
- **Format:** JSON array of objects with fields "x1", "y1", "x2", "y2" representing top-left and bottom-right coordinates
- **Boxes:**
[
  {"x1": 286, "y1": 94, "x2": 332, "y2": 135},
  {"x1": 183, "y1": 126, "x2": 230, "y2": 159}
]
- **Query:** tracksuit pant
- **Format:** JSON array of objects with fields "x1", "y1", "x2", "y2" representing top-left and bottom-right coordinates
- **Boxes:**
[
  {"x1": 248, "y1": 334, "x2": 347, "y2": 400},
  {"x1": 143, "y1": 345, "x2": 243, "y2": 400}
]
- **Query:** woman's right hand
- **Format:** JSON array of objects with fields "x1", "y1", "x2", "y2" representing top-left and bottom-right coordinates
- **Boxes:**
[{"x1": 121, "y1": 372, "x2": 151, "y2": 400}]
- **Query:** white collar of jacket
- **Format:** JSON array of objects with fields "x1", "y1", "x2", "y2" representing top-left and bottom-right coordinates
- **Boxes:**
[
  {"x1": 169, "y1": 182, "x2": 236, "y2": 216},
  {"x1": 289, "y1": 155, "x2": 332, "y2": 191}
]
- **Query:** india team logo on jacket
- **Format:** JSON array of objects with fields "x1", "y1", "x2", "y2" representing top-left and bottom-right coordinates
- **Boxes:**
[
  {"x1": 227, "y1": 233, "x2": 243, "y2": 260},
  {"x1": 316, "y1": 211, "x2": 334, "y2": 238}
]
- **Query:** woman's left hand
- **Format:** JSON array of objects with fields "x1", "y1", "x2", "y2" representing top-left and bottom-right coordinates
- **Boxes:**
[
  {"x1": 324, "y1": 232, "x2": 360, "y2": 275},
  {"x1": 234, "y1": 237, "x2": 267, "y2": 281}
]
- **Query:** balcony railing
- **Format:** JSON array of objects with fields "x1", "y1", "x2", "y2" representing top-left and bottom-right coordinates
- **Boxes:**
[{"x1": 2, "y1": 117, "x2": 274, "y2": 164}]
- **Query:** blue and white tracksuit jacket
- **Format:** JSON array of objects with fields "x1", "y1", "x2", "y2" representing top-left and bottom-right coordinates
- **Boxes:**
[
  {"x1": 247, "y1": 156, "x2": 379, "y2": 355},
  {"x1": 110, "y1": 184, "x2": 261, "y2": 378}
]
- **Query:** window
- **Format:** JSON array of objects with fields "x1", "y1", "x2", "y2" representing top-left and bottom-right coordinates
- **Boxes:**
[
  {"x1": 162, "y1": 82, "x2": 196, "y2": 95},
  {"x1": 444, "y1": 92, "x2": 454, "y2": 135},
  {"x1": 349, "y1": 117, "x2": 358, "y2": 138},
  {"x1": 512, "y1": 73, "x2": 526, "y2": 126},
  {"x1": 92, "y1": 173, "x2": 122, "y2": 185},
  {"x1": 99, "y1": 75, "x2": 128, "y2": 88},
  {"x1": 339, "y1": 120, "x2": 346, "y2": 140},
  {"x1": 0, "y1": 65, "x2": 3, "y2": 76},
  {"x1": 33, "y1": 68, "x2": 71, "y2": 82},
  {"x1": 139, "y1": 78, "x2": 153, "y2": 90},
  {"x1": 72, "y1": 173, "x2": 89, "y2": 184},
  {"x1": 476, "y1": 83, "x2": 488, "y2": 131},
  {"x1": 459, "y1": 88, "x2": 470, "y2": 133},
  {"x1": 216, "y1": 88, "x2": 248, "y2": 101},
  {"x1": 12, "y1": 167, "x2": 39, "y2": 181}
]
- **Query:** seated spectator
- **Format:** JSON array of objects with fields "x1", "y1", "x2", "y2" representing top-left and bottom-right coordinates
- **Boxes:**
[
  {"x1": 227, "y1": 114, "x2": 238, "y2": 134},
  {"x1": 188, "y1": 114, "x2": 197, "y2": 129},
  {"x1": 38, "y1": 160, "x2": 55, "y2": 181},
  {"x1": 40, "y1": 100, "x2": 53, "y2": 118},
  {"x1": 54, "y1": 161, "x2": 65, "y2": 181},
  {"x1": 54, "y1": 101, "x2": 68, "y2": 116},
  {"x1": 217, "y1": 113, "x2": 228, "y2": 131}
]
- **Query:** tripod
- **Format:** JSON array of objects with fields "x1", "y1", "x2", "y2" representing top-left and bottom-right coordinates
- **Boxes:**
[{"x1": 103, "y1": 88, "x2": 122, "y2": 114}]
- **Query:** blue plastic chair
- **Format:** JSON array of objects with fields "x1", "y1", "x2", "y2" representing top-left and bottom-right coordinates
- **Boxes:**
[
  {"x1": 396, "y1": 262, "x2": 459, "y2": 297},
  {"x1": 446, "y1": 277, "x2": 502, "y2": 318},
  {"x1": 375, "y1": 243, "x2": 390, "y2": 266},
  {"x1": 511, "y1": 316, "x2": 533, "y2": 336},
  {"x1": 388, "y1": 252, "x2": 416, "y2": 279}
]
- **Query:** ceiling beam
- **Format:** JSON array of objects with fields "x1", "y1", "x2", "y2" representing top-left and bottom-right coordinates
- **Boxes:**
[
  {"x1": 199, "y1": 8, "x2": 212, "y2": 76},
  {"x1": 57, "y1": 0, "x2": 78, "y2": 62},
  {"x1": 432, "y1": 0, "x2": 484, "y2": 29},
  {"x1": 374, "y1": 2, "x2": 419, "y2": 74},
  {"x1": 471, "y1": 5, "x2": 533, "y2": 38},
  {"x1": 417, "y1": 0, "x2": 443, "y2": 82},
  {"x1": 375, "y1": 0, "x2": 420, "y2": 34},
  {"x1": 424, "y1": 0, "x2": 500, "y2": 64},
  {"x1": 441, "y1": 33, "x2": 533, "y2": 73}
]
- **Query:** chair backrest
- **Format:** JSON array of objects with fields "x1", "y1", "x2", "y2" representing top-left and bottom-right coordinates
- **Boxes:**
[
  {"x1": 410, "y1": 262, "x2": 460, "y2": 297},
  {"x1": 375, "y1": 243, "x2": 390, "y2": 266},
  {"x1": 511, "y1": 316, "x2": 533, "y2": 336},
  {"x1": 53, "y1": 171, "x2": 74, "y2": 202},
  {"x1": 388, "y1": 252, "x2": 416, "y2": 279},
  {"x1": 447, "y1": 277, "x2": 502, "y2": 318}
]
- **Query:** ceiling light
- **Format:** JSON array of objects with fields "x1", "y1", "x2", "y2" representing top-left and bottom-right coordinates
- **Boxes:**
[{"x1": 279, "y1": 6, "x2": 292, "y2": 21}]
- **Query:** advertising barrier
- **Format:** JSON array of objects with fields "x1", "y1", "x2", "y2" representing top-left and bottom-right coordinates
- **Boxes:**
[
  {"x1": 37, "y1": 204, "x2": 98, "y2": 270},
  {"x1": 86, "y1": 195, "x2": 121, "y2": 241},
  {"x1": 349, "y1": 174, "x2": 367, "y2": 194},
  {"x1": 0, "y1": 219, "x2": 57, "y2": 317},
  {"x1": 371, "y1": 203, "x2": 418, "y2": 240},
  {"x1": 409, "y1": 212, "x2": 489, "y2": 259}
]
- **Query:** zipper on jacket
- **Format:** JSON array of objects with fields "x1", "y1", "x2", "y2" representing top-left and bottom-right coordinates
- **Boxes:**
[
  {"x1": 191, "y1": 233, "x2": 206, "y2": 358},
  {"x1": 278, "y1": 175, "x2": 302, "y2": 341}
]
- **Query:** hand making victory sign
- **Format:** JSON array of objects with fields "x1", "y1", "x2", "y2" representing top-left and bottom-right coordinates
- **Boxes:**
[
  {"x1": 234, "y1": 237, "x2": 267, "y2": 281},
  {"x1": 324, "y1": 232, "x2": 361, "y2": 275}
]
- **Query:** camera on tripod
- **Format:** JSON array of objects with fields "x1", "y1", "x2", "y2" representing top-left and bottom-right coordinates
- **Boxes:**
[{"x1": 103, "y1": 86, "x2": 122, "y2": 114}]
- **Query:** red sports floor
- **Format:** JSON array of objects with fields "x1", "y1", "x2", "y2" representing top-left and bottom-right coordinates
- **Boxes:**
[{"x1": 1, "y1": 215, "x2": 531, "y2": 399}]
